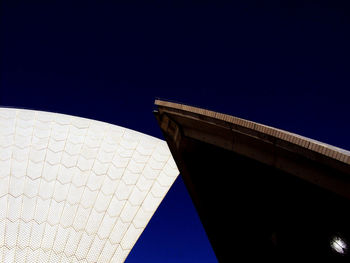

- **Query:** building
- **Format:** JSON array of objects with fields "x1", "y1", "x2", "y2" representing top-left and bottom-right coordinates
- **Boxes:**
[
  {"x1": 154, "y1": 99, "x2": 350, "y2": 261},
  {"x1": 0, "y1": 107, "x2": 179, "y2": 262},
  {"x1": 1, "y1": 101, "x2": 350, "y2": 262}
]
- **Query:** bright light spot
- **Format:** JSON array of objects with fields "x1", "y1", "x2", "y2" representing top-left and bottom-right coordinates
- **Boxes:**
[{"x1": 331, "y1": 236, "x2": 347, "y2": 254}]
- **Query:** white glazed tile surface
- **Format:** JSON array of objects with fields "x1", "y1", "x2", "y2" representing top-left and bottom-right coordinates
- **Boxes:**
[{"x1": 0, "y1": 108, "x2": 179, "y2": 263}]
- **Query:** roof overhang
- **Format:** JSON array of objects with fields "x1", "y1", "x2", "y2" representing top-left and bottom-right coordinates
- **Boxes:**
[{"x1": 154, "y1": 99, "x2": 350, "y2": 261}]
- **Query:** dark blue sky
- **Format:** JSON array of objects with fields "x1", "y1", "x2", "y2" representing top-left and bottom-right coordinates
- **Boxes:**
[{"x1": 1, "y1": 0, "x2": 350, "y2": 262}]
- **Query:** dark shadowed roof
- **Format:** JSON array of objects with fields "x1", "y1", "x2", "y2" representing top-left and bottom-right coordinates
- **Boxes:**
[{"x1": 154, "y1": 99, "x2": 350, "y2": 261}]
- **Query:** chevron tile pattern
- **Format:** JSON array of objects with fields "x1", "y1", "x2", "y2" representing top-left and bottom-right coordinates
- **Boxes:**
[{"x1": 0, "y1": 108, "x2": 179, "y2": 263}]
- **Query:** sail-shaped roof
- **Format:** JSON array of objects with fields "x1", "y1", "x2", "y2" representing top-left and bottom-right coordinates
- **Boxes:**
[{"x1": 0, "y1": 108, "x2": 179, "y2": 262}]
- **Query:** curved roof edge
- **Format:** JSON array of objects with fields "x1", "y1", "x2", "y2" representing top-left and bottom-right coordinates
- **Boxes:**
[
  {"x1": 154, "y1": 99, "x2": 350, "y2": 201},
  {"x1": 155, "y1": 99, "x2": 350, "y2": 165}
]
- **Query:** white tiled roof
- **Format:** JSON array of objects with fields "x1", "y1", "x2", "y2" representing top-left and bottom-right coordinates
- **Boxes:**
[{"x1": 0, "y1": 108, "x2": 179, "y2": 263}]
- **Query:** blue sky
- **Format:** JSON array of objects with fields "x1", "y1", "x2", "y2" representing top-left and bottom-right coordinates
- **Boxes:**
[{"x1": 1, "y1": 0, "x2": 350, "y2": 262}]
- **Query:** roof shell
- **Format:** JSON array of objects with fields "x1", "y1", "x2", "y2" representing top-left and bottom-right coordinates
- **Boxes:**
[
  {"x1": 154, "y1": 99, "x2": 350, "y2": 261},
  {"x1": 0, "y1": 107, "x2": 179, "y2": 263}
]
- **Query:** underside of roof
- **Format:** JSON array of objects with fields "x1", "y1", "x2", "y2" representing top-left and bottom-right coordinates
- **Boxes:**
[{"x1": 154, "y1": 99, "x2": 350, "y2": 261}]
